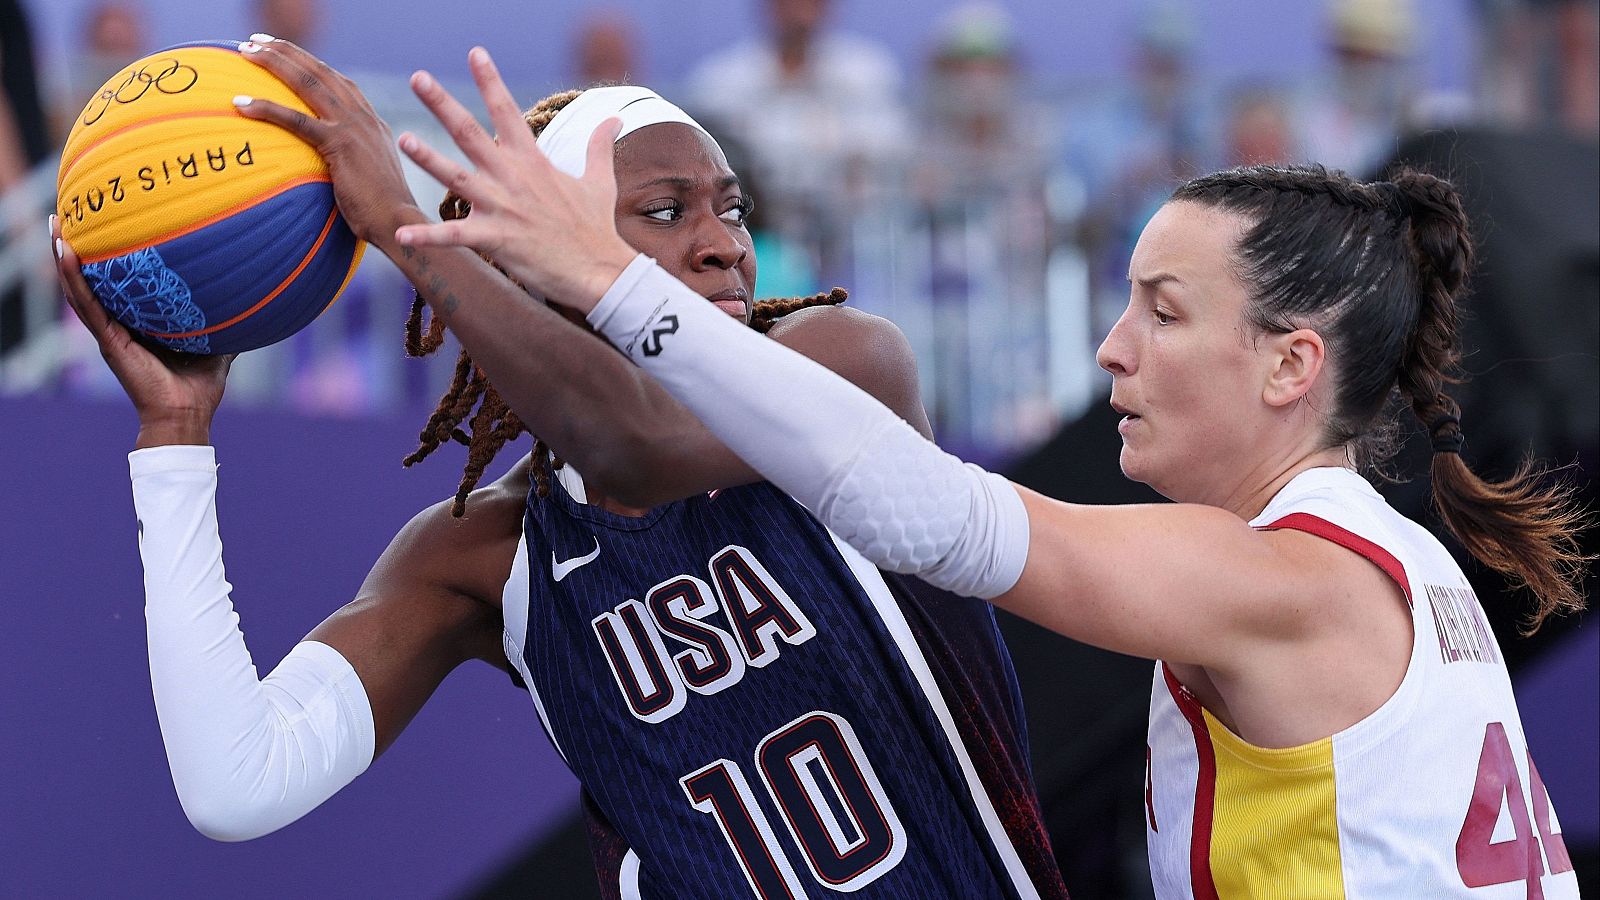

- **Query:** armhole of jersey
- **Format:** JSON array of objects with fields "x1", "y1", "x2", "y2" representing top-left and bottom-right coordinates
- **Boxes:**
[
  {"x1": 1260, "y1": 512, "x2": 1413, "y2": 608},
  {"x1": 619, "y1": 849, "x2": 642, "y2": 900},
  {"x1": 501, "y1": 529, "x2": 571, "y2": 767},
  {"x1": 1255, "y1": 510, "x2": 1428, "y2": 760}
]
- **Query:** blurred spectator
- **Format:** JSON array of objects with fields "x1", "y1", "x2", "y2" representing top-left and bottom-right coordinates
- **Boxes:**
[
  {"x1": 911, "y1": 3, "x2": 1052, "y2": 209},
  {"x1": 571, "y1": 11, "x2": 640, "y2": 87},
  {"x1": 2, "y1": 0, "x2": 52, "y2": 357},
  {"x1": 684, "y1": 0, "x2": 910, "y2": 268},
  {"x1": 253, "y1": 0, "x2": 322, "y2": 48},
  {"x1": 0, "y1": 0, "x2": 50, "y2": 188},
  {"x1": 1296, "y1": 0, "x2": 1414, "y2": 176},
  {"x1": 1475, "y1": 0, "x2": 1600, "y2": 138},
  {"x1": 1224, "y1": 87, "x2": 1297, "y2": 166},
  {"x1": 60, "y1": 2, "x2": 148, "y2": 136},
  {"x1": 1061, "y1": 1, "x2": 1211, "y2": 342}
]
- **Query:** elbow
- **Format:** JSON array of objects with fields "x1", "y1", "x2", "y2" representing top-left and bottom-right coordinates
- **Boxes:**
[{"x1": 176, "y1": 786, "x2": 287, "y2": 843}]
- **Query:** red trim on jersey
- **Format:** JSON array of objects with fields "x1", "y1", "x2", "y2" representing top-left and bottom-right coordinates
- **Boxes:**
[
  {"x1": 1162, "y1": 664, "x2": 1220, "y2": 900},
  {"x1": 1260, "y1": 512, "x2": 1413, "y2": 608}
]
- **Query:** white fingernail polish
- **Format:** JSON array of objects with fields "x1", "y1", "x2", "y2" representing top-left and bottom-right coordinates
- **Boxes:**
[
  {"x1": 233, "y1": 95, "x2": 253, "y2": 107},
  {"x1": 54, "y1": 237, "x2": 63, "y2": 260},
  {"x1": 239, "y1": 42, "x2": 260, "y2": 53},
  {"x1": 47, "y1": 214, "x2": 55, "y2": 239},
  {"x1": 249, "y1": 32, "x2": 276, "y2": 42}
]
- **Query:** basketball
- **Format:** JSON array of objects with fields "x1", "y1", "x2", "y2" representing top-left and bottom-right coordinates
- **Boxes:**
[{"x1": 56, "y1": 41, "x2": 364, "y2": 355}]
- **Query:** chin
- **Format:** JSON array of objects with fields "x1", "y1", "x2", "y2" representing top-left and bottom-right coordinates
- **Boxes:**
[{"x1": 1118, "y1": 449, "x2": 1172, "y2": 497}]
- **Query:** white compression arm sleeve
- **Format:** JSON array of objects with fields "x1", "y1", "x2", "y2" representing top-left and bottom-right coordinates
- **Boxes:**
[
  {"x1": 130, "y1": 445, "x2": 375, "y2": 841},
  {"x1": 589, "y1": 254, "x2": 1030, "y2": 598}
]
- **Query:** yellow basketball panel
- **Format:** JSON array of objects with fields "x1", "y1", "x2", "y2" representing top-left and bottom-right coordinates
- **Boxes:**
[{"x1": 57, "y1": 45, "x2": 330, "y2": 259}]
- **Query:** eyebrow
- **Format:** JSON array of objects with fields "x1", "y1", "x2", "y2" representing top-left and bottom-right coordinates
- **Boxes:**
[
  {"x1": 630, "y1": 174, "x2": 743, "y2": 192},
  {"x1": 1129, "y1": 272, "x2": 1184, "y2": 289}
]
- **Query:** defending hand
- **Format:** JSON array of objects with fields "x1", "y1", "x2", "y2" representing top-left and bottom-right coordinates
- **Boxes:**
[{"x1": 391, "y1": 47, "x2": 635, "y2": 313}]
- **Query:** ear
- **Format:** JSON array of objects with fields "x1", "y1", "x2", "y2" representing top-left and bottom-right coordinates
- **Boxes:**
[{"x1": 1262, "y1": 327, "x2": 1325, "y2": 408}]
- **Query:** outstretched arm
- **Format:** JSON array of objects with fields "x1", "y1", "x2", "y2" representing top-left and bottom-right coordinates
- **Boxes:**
[
  {"x1": 231, "y1": 38, "x2": 928, "y2": 507},
  {"x1": 389, "y1": 50, "x2": 1389, "y2": 674}
]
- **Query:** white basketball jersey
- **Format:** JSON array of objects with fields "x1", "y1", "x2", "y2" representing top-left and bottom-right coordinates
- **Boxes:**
[{"x1": 1145, "y1": 467, "x2": 1579, "y2": 899}]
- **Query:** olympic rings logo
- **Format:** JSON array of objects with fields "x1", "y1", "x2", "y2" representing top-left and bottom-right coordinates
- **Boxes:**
[{"x1": 81, "y1": 57, "x2": 200, "y2": 127}]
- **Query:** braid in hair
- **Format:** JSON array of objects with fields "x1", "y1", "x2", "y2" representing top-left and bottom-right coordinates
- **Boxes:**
[
  {"x1": 402, "y1": 90, "x2": 581, "y2": 515},
  {"x1": 1171, "y1": 163, "x2": 1589, "y2": 631},
  {"x1": 1388, "y1": 168, "x2": 1590, "y2": 633},
  {"x1": 749, "y1": 287, "x2": 849, "y2": 333}
]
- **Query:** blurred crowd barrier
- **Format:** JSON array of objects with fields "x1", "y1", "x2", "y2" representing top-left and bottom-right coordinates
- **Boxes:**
[
  {"x1": 4, "y1": 0, "x2": 1598, "y2": 469},
  {"x1": 2, "y1": 72, "x2": 1108, "y2": 463}
]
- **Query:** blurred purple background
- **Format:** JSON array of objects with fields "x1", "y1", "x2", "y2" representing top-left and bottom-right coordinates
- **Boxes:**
[{"x1": 0, "y1": 394, "x2": 579, "y2": 898}]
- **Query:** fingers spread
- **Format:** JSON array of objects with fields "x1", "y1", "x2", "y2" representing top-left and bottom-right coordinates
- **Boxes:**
[
  {"x1": 409, "y1": 70, "x2": 501, "y2": 173},
  {"x1": 467, "y1": 47, "x2": 534, "y2": 155},
  {"x1": 397, "y1": 131, "x2": 486, "y2": 203}
]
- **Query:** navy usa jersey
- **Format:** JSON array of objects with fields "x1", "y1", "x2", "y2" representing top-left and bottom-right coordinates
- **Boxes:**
[{"x1": 502, "y1": 469, "x2": 1066, "y2": 899}]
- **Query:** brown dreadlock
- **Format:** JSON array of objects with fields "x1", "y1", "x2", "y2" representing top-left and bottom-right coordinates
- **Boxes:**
[{"x1": 402, "y1": 89, "x2": 848, "y2": 516}]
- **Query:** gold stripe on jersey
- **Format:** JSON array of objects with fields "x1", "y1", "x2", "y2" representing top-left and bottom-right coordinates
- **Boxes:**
[{"x1": 1203, "y1": 708, "x2": 1346, "y2": 898}]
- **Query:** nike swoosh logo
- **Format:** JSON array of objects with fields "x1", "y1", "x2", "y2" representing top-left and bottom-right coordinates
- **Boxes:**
[{"x1": 551, "y1": 539, "x2": 601, "y2": 582}]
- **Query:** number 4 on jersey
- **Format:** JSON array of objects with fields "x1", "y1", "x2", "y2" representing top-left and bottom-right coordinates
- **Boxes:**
[{"x1": 1455, "y1": 722, "x2": 1572, "y2": 899}]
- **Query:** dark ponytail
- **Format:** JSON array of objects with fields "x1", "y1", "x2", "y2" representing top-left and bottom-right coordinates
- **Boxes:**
[
  {"x1": 1390, "y1": 169, "x2": 1590, "y2": 633},
  {"x1": 1173, "y1": 164, "x2": 1589, "y2": 633}
]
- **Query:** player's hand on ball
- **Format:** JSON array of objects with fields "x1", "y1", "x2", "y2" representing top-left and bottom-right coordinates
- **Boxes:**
[
  {"x1": 233, "y1": 36, "x2": 420, "y2": 247},
  {"x1": 52, "y1": 215, "x2": 231, "y2": 448},
  {"x1": 393, "y1": 47, "x2": 636, "y2": 314}
]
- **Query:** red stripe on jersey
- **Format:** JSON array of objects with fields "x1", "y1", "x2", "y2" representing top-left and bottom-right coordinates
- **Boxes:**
[
  {"x1": 1259, "y1": 512, "x2": 1413, "y2": 608},
  {"x1": 1162, "y1": 663, "x2": 1220, "y2": 900}
]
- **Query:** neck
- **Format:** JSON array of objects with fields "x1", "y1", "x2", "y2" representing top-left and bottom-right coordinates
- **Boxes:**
[
  {"x1": 1213, "y1": 445, "x2": 1352, "y2": 521},
  {"x1": 581, "y1": 483, "x2": 655, "y2": 518}
]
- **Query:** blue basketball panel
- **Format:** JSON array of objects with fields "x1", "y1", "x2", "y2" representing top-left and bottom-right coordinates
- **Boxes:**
[{"x1": 83, "y1": 181, "x2": 359, "y2": 354}]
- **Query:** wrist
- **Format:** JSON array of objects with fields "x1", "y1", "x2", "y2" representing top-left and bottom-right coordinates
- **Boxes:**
[
  {"x1": 568, "y1": 241, "x2": 640, "y2": 314},
  {"x1": 136, "y1": 411, "x2": 213, "y2": 449},
  {"x1": 368, "y1": 204, "x2": 429, "y2": 252}
]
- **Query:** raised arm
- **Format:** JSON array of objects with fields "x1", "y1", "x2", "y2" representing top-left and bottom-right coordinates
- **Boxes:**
[
  {"x1": 55, "y1": 227, "x2": 512, "y2": 840},
  {"x1": 230, "y1": 38, "x2": 928, "y2": 507}
]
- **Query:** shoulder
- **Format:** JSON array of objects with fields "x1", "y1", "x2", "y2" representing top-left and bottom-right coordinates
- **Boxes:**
[
  {"x1": 379, "y1": 456, "x2": 531, "y2": 609},
  {"x1": 766, "y1": 304, "x2": 931, "y2": 438},
  {"x1": 765, "y1": 302, "x2": 905, "y2": 348}
]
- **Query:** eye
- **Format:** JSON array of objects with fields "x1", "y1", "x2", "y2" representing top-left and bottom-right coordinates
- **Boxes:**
[
  {"x1": 720, "y1": 194, "x2": 754, "y2": 225},
  {"x1": 1154, "y1": 309, "x2": 1175, "y2": 326},
  {"x1": 642, "y1": 202, "x2": 682, "y2": 222}
]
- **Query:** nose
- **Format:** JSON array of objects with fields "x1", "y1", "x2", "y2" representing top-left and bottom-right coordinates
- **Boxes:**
[
  {"x1": 1096, "y1": 304, "x2": 1136, "y2": 376},
  {"x1": 689, "y1": 213, "x2": 748, "y2": 272}
]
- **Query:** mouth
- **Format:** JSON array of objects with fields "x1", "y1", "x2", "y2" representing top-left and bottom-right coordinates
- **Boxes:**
[
  {"x1": 706, "y1": 289, "x2": 749, "y2": 319},
  {"x1": 1110, "y1": 400, "x2": 1141, "y2": 433}
]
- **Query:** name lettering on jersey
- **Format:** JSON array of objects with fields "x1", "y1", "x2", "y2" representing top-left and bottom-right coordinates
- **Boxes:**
[
  {"x1": 1424, "y1": 583, "x2": 1500, "y2": 665},
  {"x1": 592, "y1": 545, "x2": 818, "y2": 724}
]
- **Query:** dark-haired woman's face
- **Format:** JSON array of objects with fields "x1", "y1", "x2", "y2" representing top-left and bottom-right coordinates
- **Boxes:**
[
  {"x1": 1096, "y1": 201, "x2": 1282, "y2": 504},
  {"x1": 612, "y1": 123, "x2": 757, "y2": 323}
]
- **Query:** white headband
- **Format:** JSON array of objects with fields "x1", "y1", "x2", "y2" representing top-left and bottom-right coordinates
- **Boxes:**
[{"x1": 535, "y1": 85, "x2": 718, "y2": 178}]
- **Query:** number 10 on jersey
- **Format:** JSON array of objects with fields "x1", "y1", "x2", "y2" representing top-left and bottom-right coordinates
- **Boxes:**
[{"x1": 680, "y1": 710, "x2": 907, "y2": 897}]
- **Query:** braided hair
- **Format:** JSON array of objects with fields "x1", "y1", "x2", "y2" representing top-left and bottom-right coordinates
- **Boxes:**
[
  {"x1": 403, "y1": 89, "x2": 846, "y2": 516},
  {"x1": 1171, "y1": 163, "x2": 1590, "y2": 632}
]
